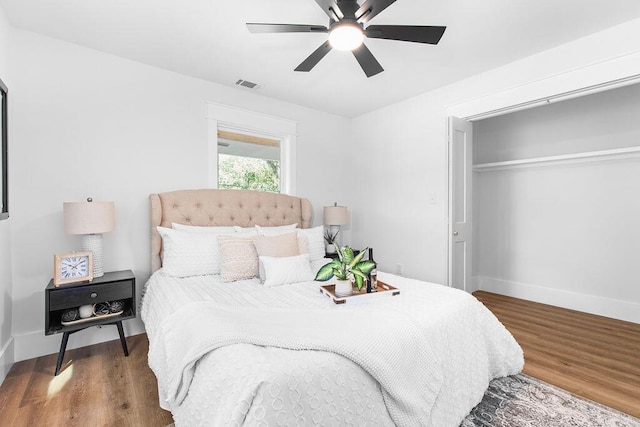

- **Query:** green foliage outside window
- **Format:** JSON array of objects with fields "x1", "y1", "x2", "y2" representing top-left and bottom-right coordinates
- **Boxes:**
[{"x1": 218, "y1": 154, "x2": 280, "y2": 193}]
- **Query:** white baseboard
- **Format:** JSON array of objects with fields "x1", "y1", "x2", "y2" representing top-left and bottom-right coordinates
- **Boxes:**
[
  {"x1": 467, "y1": 276, "x2": 480, "y2": 293},
  {"x1": 0, "y1": 336, "x2": 15, "y2": 384},
  {"x1": 13, "y1": 318, "x2": 145, "y2": 363},
  {"x1": 477, "y1": 276, "x2": 640, "y2": 324}
]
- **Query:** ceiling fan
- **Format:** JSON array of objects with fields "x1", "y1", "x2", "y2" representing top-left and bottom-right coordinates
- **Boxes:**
[{"x1": 246, "y1": 0, "x2": 446, "y2": 78}]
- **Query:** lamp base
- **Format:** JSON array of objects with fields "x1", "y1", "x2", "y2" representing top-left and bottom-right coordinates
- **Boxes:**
[{"x1": 82, "y1": 233, "x2": 104, "y2": 278}]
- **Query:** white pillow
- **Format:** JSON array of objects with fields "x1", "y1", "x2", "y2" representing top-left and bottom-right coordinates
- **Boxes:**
[
  {"x1": 255, "y1": 223, "x2": 298, "y2": 235},
  {"x1": 260, "y1": 254, "x2": 314, "y2": 287},
  {"x1": 253, "y1": 232, "x2": 300, "y2": 282},
  {"x1": 296, "y1": 226, "x2": 325, "y2": 262},
  {"x1": 233, "y1": 226, "x2": 259, "y2": 235},
  {"x1": 172, "y1": 223, "x2": 237, "y2": 234},
  {"x1": 157, "y1": 226, "x2": 221, "y2": 277}
]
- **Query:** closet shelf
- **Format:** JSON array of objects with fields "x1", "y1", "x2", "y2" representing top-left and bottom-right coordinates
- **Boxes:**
[{"x1": 473, "y1": 146, "x2": 640, "y2": 172}]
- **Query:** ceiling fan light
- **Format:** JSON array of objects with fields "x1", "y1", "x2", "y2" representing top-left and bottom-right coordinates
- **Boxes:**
[{"x1": 328, "y1": 23, "x2": 364, "y2": 51}]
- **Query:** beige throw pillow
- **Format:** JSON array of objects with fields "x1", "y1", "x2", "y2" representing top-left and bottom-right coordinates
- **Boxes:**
[
  {"x1": 253, "y1": 232, "x2": 300, "y2": 281},
  {"x1": 253, "y1": 232, "x2": 300, "y2": 257},
  {"x1": 217, "y1": 235, "x2": 259, "y2": 282}
]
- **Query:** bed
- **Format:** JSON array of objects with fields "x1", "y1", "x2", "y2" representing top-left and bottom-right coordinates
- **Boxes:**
[{"x1": 142, "y1": 189, "x2": 523, "y2": 426}]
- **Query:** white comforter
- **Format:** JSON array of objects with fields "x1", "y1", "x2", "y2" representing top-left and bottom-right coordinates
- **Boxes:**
[{"x1": 142, "y1": 271, "x2": 523, "y2": 427}]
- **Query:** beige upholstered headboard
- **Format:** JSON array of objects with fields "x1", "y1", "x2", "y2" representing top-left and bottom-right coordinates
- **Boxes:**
[{"x1": 149, "y1": 189, "x2": 313, "y2": 273}]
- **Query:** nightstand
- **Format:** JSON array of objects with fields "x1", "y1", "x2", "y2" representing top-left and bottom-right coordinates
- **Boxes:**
[{"x1": 45, "y1": 270, "x2": 136, "y2": 375}]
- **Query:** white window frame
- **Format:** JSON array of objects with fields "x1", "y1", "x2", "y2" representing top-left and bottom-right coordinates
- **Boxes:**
[{"x1": 206, "y1": 102, "x2": 297, "y2": 195}]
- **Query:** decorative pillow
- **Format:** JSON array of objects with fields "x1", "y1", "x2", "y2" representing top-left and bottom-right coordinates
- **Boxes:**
[
  {"x1": 217, "y1": 235, "x2": 259, "y2": 282},
  {"x1": 255, "y1": 223, "x2": 298, "y2": 235},
  {"x1": 253, "y1": 232, "x2": 300, "y2": 281},
  {"x1": 260, "y1": 254, "x2": 314, "y2": 287},
  {"x1": 296, "y1": 226, "x2": 325, "y2": 263},
  {"x1": 172, "y1": 223, "x2": 237, "y2": 234},
  {"x1": 157, "y1": 226, "x2": 220, "y2": 277},
  {"x1": 253, "y1": 232, "x2": 300, "y2": 257}
]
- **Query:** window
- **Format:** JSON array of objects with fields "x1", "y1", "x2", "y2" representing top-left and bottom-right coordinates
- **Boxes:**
[
  {"x1": 207, "y1": 102, "x2": 297, "y2": 195},
  {"x1": 217, "y1": 130, "x2": 281, "y2": 193}
]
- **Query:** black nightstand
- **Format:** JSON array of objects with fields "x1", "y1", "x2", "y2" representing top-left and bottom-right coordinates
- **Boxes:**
[{"x1": 45, "y1": 270, "x2": 136, "y2": 375}]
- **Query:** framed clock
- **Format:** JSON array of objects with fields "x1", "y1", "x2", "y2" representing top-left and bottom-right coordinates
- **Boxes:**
[{"x1": 53, "y1": 251, "x2": 94, "y2": 287}]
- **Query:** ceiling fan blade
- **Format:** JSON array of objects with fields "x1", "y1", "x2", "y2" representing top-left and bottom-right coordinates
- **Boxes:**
[
  {"x1": 355, "y1": 0, "x2": 397, "y2": 24},
  {"x1": 313, "y1": 0, "x2": 344, "y2": 21},
  {"x1": 352, "y1": 43, "x2": 384, "y2": 77},
  {"x1": 365, "y1": 25, "x2": 446, "y2": 44},
  {"x1": 295, "y1": 41, "x2": 333, "y2": 72},
  {"x1": 246, "y1": 23, "x2": 328, "y2": 33}
]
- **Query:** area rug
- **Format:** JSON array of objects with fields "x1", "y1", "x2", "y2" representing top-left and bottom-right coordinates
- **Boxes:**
[
  {"x1": 461, "y1": 373, "x2": 640, "y2": 427},
  {"x1": 166, "y1": 374, "x2": 640, "y2": 427}
]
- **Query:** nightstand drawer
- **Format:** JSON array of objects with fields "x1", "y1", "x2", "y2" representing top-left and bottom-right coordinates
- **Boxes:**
[{"x1": 49, "y1": 280, "x2": 133, "y2": 311}]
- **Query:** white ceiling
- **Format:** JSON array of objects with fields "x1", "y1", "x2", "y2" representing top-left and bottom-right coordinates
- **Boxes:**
[{"x1": 2, "y1": 0, "x2": 640, "y2": 117}]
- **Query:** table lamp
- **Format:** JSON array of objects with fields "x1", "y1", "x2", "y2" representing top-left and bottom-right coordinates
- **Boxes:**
[
  {"x1": 323, "y1": 202, "x2": 350, "y2": 250},
  {"x1": 63, "y1": 198, "x2": 115, "y2": 278}
]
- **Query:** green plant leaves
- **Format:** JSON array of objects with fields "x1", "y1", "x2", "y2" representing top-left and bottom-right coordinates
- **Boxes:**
[
  {"x1": 354, "y1": 274, "x2": 364, "y2": 290},
  {"x1": 314, "y1": 262, "x2": 335, "y2": 281},
  {"x1": 349, "y1": 247, "x2": 368, "y2": 268},
  {"x1": 342, "y1": 247, "x2": 354, "y2": 265},
  {"x1": 355, "y1": 260, "x2": 376, "y2": 275},
  {"x1": 314, "y1": 246, "x2": 376, "y2": 286}
]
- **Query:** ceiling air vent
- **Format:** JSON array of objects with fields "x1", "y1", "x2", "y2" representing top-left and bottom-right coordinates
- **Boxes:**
[{"x1": 235, "y1": 79, "x2": 259, "y2": 90}]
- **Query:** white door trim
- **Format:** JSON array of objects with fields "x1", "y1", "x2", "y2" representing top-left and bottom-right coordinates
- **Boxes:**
[
  {"x1": 446, "y1": 50, "x2": 640, "y2": 121},
  {"x1": 447, "y1": 117, "x2": 473, "y2": 291}
]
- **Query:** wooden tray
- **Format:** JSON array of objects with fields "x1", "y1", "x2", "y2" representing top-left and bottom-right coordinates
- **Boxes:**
[
  {"x1": 319, "y1": 280, "x2": 400, "y2": 304},
  {"x1": 61, "y1": 310, "x2": 123, "y2": 326}
]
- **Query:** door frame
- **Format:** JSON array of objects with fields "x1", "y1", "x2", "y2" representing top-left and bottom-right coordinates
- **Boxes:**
[{"x1": 443, "y1": 74, "x2": 640, "y2": 288}]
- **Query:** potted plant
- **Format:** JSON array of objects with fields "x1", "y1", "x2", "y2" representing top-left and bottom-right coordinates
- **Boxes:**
[
  {"x1": 315, "y1": 246, "x2": 377, "y2": 297},
  {"x1": 324, "y1": 228, "x2": 339, "y2": 254}
]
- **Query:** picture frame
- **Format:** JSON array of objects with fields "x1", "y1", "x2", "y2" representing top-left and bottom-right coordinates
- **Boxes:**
[{"x1": 0, "y1": 77, "x2": 7, "y2": 220}]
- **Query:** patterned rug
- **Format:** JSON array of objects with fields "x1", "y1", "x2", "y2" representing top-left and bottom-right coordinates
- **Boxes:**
[
  {"x1": 166, "y1": 374, "x2": 640, "y2": 427},
  {"x1": 462, "y1": 374, "x2": 640, "y2": 427}
]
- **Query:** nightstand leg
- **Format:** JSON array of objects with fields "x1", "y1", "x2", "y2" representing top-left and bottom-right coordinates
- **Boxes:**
[
  {"x1": 116, "y1": 321, "x2": 129, "y2": 357},
  {"x1": 55, "y1": 332, "x2": 70, "y2": 376}
]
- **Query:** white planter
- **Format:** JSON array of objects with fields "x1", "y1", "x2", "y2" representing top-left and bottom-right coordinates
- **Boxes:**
[
  {"x1": 326, "y1": 243, "x2": 336, "y2": 254},
  {"x1": 334, "y1": 279, "x2": 353, "y2": 297}
]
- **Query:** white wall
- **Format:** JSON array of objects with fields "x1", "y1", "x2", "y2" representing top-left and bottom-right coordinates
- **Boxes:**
[
  {"x1": 472, "y1": 84, "x2": 640, "y2": 323},
  {"x1": 350, "y1": 94, "x2": 448, "y2": 282},
  {"x1": 0, "y1": 5, "x2": 13, "y2": 383},
  {"x1": 350, "y1": 18, "x2": 640, "y2": 300},
  {"x1": 8, "y1": 27, "x2": 351, "y2": 361}
]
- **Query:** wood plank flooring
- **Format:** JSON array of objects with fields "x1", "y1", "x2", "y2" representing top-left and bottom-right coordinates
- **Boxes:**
[
  {"x1": 0, "y1": 292, "x2": 638, "y2": 426},
  {"x1": 0, "y1": 334, "x2": 173, "y2": 427},
  {"x1": 474, "y1": 291, "x2": 640, "y2": 418}
]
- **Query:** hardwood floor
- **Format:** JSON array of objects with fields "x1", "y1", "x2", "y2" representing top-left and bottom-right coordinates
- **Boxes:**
[
  {"x1": 0, "y1": 334, "x2": 173, "y2": 427},
  {"x1": 0, "y1": 293, "x2": 638, "y2": 426},
  {"x1": 474, "y1": 291, "x2": 640, "y2": 418}
]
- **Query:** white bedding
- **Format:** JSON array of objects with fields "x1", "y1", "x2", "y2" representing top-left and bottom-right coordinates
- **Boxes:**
[{"x1": 141, "y1": 271, "x2": 523, "y2": 427}]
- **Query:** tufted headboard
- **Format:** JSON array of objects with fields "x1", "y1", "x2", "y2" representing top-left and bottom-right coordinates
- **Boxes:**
[{"x1": 149, "y1": 189, "x2": 313, "y2": 273}]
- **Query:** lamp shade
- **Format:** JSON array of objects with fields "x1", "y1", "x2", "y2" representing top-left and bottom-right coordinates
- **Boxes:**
[
  {"x1": 63, "y1": 200, "x2": 115, "y2": 235},
  {"x1": 323, "y1": 205, "x2": 349, "y2": 226}
]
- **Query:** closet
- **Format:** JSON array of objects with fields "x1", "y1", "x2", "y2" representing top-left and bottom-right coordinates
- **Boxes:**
[{"x1": 472, "y1": 83, "x2": 640, "y2": 323}]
